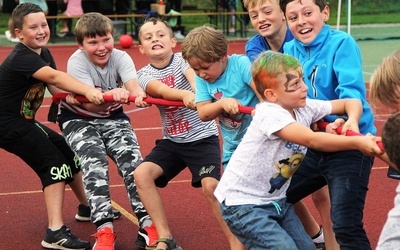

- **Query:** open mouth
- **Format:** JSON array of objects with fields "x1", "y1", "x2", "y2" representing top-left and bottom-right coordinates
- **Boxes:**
[
  {"x1": 152, "y1": 44, "x2": 163, "y2": 50},
  {"x1": 299, "y1": 28, "x2": 312, "y2": 34},
  {"x1": 96, "y1": 52, "x2": 107, "y2": 57},
  {"x1": 259, "y1": 24, "x2": 271, "y2": 30}
]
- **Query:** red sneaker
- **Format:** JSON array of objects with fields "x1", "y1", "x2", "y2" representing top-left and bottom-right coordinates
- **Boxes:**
[
  {"x1": 92, "y1": 227, "x2": 116, "y2": 250},
  {"x1": 137, "y1": 223, "x2": 159, "y2": 247}
]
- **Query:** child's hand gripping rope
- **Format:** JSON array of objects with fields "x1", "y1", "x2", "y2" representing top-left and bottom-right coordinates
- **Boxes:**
[{"x1": 49, "y1": 93, "x2": 390, "y2": 164}]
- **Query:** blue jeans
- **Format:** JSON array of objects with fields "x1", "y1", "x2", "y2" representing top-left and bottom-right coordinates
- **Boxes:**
[
  {"x1": 287, "y1": 149, "x2": 374, "y2": 250},
  {"x1": 220, "y1": 198, "x2": 315, "y2": 250}
]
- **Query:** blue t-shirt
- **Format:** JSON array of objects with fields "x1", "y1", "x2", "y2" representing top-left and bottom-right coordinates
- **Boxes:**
[
  {"x1": 245, "y1": 27, "x2": 294, "y2": 62},
  {"x1": 195, "y1": 54, "x2": 259, "y2": 166}
]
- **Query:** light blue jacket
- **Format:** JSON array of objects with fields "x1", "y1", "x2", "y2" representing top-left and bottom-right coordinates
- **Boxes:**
[{"x1": 283, "y1": 25, "x2": 376, "y2": 135}]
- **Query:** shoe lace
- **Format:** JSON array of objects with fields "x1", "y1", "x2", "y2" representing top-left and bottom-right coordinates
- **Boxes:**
[
  {"x1": 61, "y1": 227, "x2": 79, "y2": 241},
  {"x1": 92, "y1": 230, "x2": 115, "y2": 246}
]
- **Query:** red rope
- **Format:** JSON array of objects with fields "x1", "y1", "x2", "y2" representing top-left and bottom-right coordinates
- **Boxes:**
[
  {"x1": 51, "y1": 93, "x2": 383, "y2": 150},
  {"x1": 52, "y1": 92, "x2": 254, "y2": 114}
]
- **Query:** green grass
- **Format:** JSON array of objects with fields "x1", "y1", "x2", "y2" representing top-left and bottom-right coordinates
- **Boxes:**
[{"x1": 2, "y1": 8, "x2": 400, "y2": 36}]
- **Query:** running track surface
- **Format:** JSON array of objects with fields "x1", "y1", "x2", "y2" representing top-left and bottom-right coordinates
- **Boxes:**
[{"x1": 0, "y1": 42, "x2": 398, "y2": 250}]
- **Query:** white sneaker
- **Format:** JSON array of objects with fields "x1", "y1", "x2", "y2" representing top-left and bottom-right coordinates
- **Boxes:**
[{"x1": 174, "y1": 31, "x2": 185, "y2": 39}]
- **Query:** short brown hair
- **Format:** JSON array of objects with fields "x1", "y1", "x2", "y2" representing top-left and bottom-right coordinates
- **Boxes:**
[
  {"x1": 181, "y1": 25, "x2": 228, "y2": 63},
  {"x1": 12, "y1": 2, "x2": 43, "y2": 30},
  {"x1": 137, "y1": 17, "x2": 174, "y2": 45},
  {"x1": 74, "y1": 12, "x2": 114, "y2": 45},
  {"x1": 280, "y1": 0, "x2": 327, "y2": 13}
]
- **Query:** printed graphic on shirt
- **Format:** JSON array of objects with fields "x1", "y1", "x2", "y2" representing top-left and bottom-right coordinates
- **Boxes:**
[
  {"x1": 161, "y1": 74, "x2": 191, "y2": 136},
  {"x1": 21, "y1": 83, "x2": 45, "y2": 119},
  {"x1": 211, "y1": 88, "x2": 244, "y2": 130},
  {"x1": 269, "y1": 151, "x2": 305, "y2": 194},
  {"x1": 161, "y1": 74, "x2": 175, "y2": 88}
]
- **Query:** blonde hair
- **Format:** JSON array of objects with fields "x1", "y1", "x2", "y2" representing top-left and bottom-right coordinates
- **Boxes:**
[
  {"x1": 243, "y1": 0, "x2": 277, "y2": 10},
  {"x1": 181, "y1": 25, "x2": 228, "y2": 63},
  {"x1": 369, "y1": 49, "x2": 400, "y2": 109}
]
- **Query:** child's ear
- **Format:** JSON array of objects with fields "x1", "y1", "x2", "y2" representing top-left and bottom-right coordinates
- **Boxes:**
[
  {"x1": 171, "y1": 37, "x2": 177, "y2": 48},
  {"x1": 138, "y1": 44, "x2": 146, "y2": 54},
  {"x1": 220, "y1": 54, "x2": 228, "y2": 63},
  {"x1": 322, "y1": 5, "x2": 330, "y2": 22},
  {"x1": 264, "y1": 88, "x2": 277, "y2": 102},
  {"x1": 14, "y1": 28, "x2": 22, "y2": 39}
]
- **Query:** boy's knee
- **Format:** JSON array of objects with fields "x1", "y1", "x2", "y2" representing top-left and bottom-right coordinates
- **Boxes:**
[
  {"x1": 201, "y1": 177, "x2": 218, "y2": 197},
  {"x1": 311, "y1": 188, "x2": 330, "y2": 208},
  {"x1": 134, "y1": 162, "x2": 162, "y2": 184}
]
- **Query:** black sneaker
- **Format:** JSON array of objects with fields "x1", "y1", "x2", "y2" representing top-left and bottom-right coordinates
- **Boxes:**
[
  {"x1": 41, "y1": 225, "x2": 90, "y2": 250},
  {"x1": 75, "y1": 204, "x2": 122, "y2": 222},
  {"x1": 135, "y1": 233, "x2": 146, "y2": 249},
  {"x1": 315, "y1": 242, "x2": 326, "y2": 250}
]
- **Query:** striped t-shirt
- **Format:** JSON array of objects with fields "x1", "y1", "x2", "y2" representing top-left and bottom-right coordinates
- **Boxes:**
[{"x1": 137, "y1": 53, "x2": 218, "y2": 143}]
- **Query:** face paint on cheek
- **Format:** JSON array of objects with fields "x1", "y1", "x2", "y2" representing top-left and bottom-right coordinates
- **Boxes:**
[{"x1": 284, "y1": 73, "x2": 298, "y2": 93}]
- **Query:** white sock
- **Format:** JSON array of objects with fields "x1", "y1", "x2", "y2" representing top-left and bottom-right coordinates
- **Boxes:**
[
  {"x1": 98, "y1": 222, "x2": 113, "y2": 231},
  {"x1": 312, "y1": 226, "x2": 325, "y2": 243}
]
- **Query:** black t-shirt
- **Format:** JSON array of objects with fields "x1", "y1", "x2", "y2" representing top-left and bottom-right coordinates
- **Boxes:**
[{"x1": 0, "y1": 43, "x2": 56, "y2": 128}]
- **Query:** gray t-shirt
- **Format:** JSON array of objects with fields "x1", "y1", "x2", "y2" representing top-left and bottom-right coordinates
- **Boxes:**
[{"x1": 60, "y1": 48, "x2": 136, "y2": 118}]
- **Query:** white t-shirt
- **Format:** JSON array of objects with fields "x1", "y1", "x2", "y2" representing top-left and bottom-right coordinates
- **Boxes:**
[{"x1": 214, "y1": 99, "x2": 332, "y2": 206}]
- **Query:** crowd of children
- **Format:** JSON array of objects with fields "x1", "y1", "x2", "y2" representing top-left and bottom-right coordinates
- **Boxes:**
[{"x1": 1, "y1": 1, "x2": 399, "y2": 250}]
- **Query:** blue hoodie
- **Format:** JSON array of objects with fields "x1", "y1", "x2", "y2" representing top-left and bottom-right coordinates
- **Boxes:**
[{"x1": 283, "y1": 24, "x2": 376, "y2": 135}]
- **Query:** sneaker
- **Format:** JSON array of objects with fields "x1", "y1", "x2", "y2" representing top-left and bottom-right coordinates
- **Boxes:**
[
  {"x1": 136, "y1": 223, "x2": 158, "y2": 248},
  {"x1": 315, "y1": 242, "x2": 326, "y2": 250},
  {"x1": 174, "y1": 31, "x2": 185, "y2": 40},
  {"x1": 75, "y1": 204, "x2": 121, "y2": 222},
  {"x1": 41, "y1": 225, "x2": 91, "y2": 250},
  {"x1": 92, "y1": 227, "x2": 116, "y2": 250}
]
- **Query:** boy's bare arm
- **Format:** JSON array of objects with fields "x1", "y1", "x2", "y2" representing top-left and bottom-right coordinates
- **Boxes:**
[
  {"x1": 145, "y1": 79, "x2": 196, "y2": 109},
  {"x1": 184, "y1": 68, "x2": 197, "y2": 93},
  {"x1": 34, "y1": 66, "x2": 103, "y2": 104},
  {"x1": 197, "y1": 98, "x2": 241, "y2": 121},
  {"x1": 276, "y1": 122, "x2": 383, "y2": 156},
  {"x1": 327, "y1": 99, "x2": 362, "y2": 134}
]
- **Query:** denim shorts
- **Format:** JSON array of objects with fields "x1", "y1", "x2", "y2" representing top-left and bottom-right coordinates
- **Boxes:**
[{"x1": 220, "y1": 198, "x2": 315, "y2": 249}]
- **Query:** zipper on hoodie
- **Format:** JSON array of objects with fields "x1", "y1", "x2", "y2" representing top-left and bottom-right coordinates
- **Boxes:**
[
  {"x1": 308, "y1": 65, "x2": 318, "y2": 97},
  {"x1": 303, "y1": 46, "x2": 318, "y2": 97}
]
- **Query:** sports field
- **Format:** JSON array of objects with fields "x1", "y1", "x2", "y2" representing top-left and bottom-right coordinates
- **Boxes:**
[{"x1": 0, "y1": 38, "x2": 399, "y2": 249}]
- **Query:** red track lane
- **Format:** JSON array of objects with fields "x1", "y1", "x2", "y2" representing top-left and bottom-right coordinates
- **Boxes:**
[{"x1": 0, "y1": 43, "x2": 397, "y2": 249}]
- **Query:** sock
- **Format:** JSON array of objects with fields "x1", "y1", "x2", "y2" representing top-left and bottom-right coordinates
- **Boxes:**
[
  {"x1": 49, "y1": 226, "x2": 62, "y2": 232},
  {"x1": 98, "y1": 222, "x2": 113, "y2": 231},
  {"x1": 312, "y1": 226, "x2": 324, "y2": 243},
  {"x1": 141, "y1": 217, "x2": 153, "y2": 228}
]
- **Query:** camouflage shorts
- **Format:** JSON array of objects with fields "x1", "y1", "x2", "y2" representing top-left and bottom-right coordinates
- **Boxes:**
[{"x1": 62, "y1": 118, "x2": 148, "y2": 225}]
